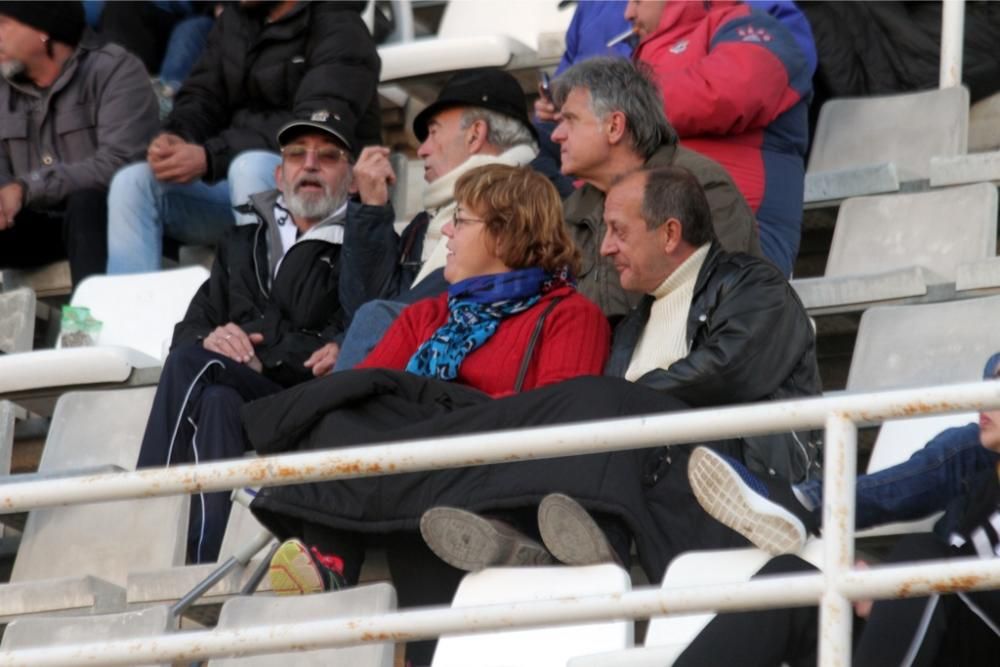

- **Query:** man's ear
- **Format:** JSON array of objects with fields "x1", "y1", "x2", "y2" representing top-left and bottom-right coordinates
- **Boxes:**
[
  {"x1": 274, "y1": 163, "x2": 283, "y2": 186},
  {"x1": 606, "y1": 110, "x2": 628, "y2": 146},
  {"x1": 467, "y1": 119, "x2": 488, "y2": 154},
  {"x1": 662, "y1": 218, "x2": 684, "y2": 254}
]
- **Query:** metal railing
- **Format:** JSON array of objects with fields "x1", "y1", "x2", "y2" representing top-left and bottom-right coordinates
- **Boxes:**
[{"x1": 1, "y1": 379, "x2": 999, "y2": 665}]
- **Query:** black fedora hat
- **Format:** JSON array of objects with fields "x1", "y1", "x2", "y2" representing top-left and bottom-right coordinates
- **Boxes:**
[{"x1": 413, "y1": 68, "x2": 537, "y2": 143}]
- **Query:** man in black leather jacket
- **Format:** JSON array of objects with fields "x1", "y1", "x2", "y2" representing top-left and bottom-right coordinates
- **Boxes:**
[{"x1": 603, "y1": 165, "x2": 820, "y2": 482}]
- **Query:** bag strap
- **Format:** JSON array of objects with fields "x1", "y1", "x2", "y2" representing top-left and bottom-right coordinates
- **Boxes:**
[{"x1": 514, "y1": 296, "x2": 565, "y2": 393}]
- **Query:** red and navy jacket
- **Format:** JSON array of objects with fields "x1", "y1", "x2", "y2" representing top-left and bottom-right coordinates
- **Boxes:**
[{"x1": 633, "y1": 0, "x2": 814, "y2": 276}]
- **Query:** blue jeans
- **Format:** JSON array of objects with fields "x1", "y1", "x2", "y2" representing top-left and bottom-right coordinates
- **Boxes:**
[
  {"x1": 106, "y1": 150, "x2": 280, "y2": 274},
  {"x1": 333, "y1": 300, "x2": 407, "y2": 371},
  {"x1": 796, "y1": 423, "x2": 997, "y2": 530},
  {"x1": 158, "y1": 15, "x2": 214, "y2": 90}
]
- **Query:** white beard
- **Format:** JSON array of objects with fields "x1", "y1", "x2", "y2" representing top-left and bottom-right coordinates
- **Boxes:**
[{"x1": 283, "y1": 175, "x2": 350, "y2": 222}]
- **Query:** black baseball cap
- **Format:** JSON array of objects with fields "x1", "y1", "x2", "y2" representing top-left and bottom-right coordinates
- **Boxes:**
[
  {"x1": 277, "y1": 109, "x2": 356, "y2": 156},
  {"x1": 413, "y1": 68, "x2": 537, "y2": 142}
]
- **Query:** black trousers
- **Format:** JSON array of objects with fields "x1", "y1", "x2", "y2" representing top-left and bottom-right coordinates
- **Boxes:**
[
  {"x1": 137, "y1": 344, "x2": 283, "y2": 563},
  {"x1": 675, "y1": 534, "x2": 1000, "y2": 667},
  {"x1": 0, "y1": 189, "x2": 109, "y2": 286}
]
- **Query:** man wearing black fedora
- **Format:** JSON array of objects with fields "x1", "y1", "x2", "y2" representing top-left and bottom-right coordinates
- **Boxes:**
[
  {"x1": 333, "y1": 67, "x2": 544, "y2": 369},
  {"x1": 135, "y1": 111, "x2": 358, "y2": 563}
]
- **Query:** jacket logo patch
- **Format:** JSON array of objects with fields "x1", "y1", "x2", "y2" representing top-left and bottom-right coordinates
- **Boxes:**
[
  {"x1": 737, "y1": 26, "x2": 773, "y2": 43},
  {"x1": 669, "y1": 39, "x2": 688, "y2": 54}
]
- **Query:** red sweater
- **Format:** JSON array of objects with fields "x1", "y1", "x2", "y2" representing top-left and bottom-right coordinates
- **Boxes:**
[{"x1": 358, "y1": 286, "x2": 610, "y2": 397}]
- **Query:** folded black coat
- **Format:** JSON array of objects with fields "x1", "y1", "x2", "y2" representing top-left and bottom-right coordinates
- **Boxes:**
[{"x1": 241, "y1": 370, "x2": 747, "y2": 582}]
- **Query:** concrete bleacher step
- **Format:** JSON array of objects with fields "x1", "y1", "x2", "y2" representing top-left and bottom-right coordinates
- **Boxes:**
[
  {"x1": 0, "y1": 605, "x2": 174, "y2": 667},
  {"x1": 0, "y1": 388, "x2": 189, "y2": 622},
  {"x1": 0, "y1": 261, "x2": 72, "y2": 299}
]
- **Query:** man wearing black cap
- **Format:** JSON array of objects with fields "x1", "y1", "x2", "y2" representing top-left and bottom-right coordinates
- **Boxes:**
[
  {"x1": 333, "y1": 67, "x2": 542, "y2": 368},
  {"x1": 135, "y1": 113, "x2": 356, "y2": 563},
  {"x1": 0, "y1": 1, "x2": 158, "y2": 285}
]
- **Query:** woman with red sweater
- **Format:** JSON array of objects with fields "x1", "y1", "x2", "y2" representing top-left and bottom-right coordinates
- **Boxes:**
[
  {"x1": 250, "y1": 165, "x2": 609, "y2": 612},
  {"x1": 356, "y1": 164, "x2": 608, "y2": 396}
]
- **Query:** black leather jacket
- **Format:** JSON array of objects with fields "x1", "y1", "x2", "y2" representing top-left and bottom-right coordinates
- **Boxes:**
[{"x1": 606, "y1": 242, "x2": 821, "y2": 481}]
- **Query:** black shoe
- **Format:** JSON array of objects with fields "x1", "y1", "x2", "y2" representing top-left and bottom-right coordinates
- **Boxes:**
[
  {"x1": 420, "y1": 507, "x2": 555, "y2": 571},
  {"x1": 688, "y1": 447, "x2": 818, "y2": 555},
  {"x1": 537, "y1": 493, "x2": 621, "y2": 566}
]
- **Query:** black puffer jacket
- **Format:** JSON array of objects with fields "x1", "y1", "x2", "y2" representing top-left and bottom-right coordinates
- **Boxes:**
[
  {"x1": 172, "y1": 190, "x2": 346, "y2": 387},
  {"x1": 606, "y1": 242, "x2": 821, "y2": 481},
  {"x1": 163, "y1": 2, "x2": 381, "y2": 182}
]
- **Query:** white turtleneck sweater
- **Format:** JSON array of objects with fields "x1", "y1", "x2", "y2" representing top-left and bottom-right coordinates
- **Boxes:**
[
  {"x1": 411, "y1": 143, "x2": 538, "y2": 286},
  {"x1": 625, "y1": 243, "x2": 711, "y2": 382}
]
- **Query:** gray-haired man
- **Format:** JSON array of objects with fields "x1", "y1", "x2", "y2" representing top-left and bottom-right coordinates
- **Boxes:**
[{"x1": 552, "y1": 56, "x2": 762, "y2": 319}]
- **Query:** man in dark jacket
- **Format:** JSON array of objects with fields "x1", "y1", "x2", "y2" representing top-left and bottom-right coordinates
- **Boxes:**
[
  {"x1": 0, "y1": 1, "x2": 158, "y2": 285},
  {"x1": 106, "y1": 0, "x2": 381, "y2": 275},
  {"x1": 551, "y1": 56, "x2": 762, "y2": 321},
  {"x1": 136, "y1": 111, "x2": 355, "y2": 563},
  {"x1": 602, "y1": 165, "x2": 820, "y2": 480}
]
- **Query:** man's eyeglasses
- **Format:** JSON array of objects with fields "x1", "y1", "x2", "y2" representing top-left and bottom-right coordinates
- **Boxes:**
[
  {"x1": 452, "y1": 210, "x2": 486, "y2": 229},
  {"x1": 281, "y1": 145, "x2": 351, "y2": 167}
]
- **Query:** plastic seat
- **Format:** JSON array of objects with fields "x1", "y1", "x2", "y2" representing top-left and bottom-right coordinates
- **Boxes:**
[
  {"x1": 791, "y1": 183, "x2": 998, "y2": 313},
  {"x1": 378, "y1": 0, "x2": 572, "y2": 83},
  {"x1": 432, "y1": 564, "x2": 633, "y2": 667},
  {"x1": 128, "y1": 492, "x2": 276, "y2": 614},
  {"x1": 206, "y1": 583, "x2": 397, "y2": 666},
  {"x1": 0, "y1": 287, "x2": 35, "y2": 354},
  {"x1": 855, "y1": 412, "x2": 974, "y2": 538},
  {"x1": 844, "y1": 296, "x2": 1000, "y2": 536},
  {"x1": 0, "y1": 388, "x2": 189, "y2": 623},
  {"x1": 0, "y1": 605, "x2": 174, "y2": 667},
  {"x1": 805, "y1": 87, "x2": 969, "y2": 204},
  {"x1": 0, "y1": 266, "x2": 208, "y2": 415},
  {"x1": 570, "y1": 544, "x2": 823, "y2": 667},
  {"x1": 846, "y1": 294, "x2": 1000, "y2": 393}
]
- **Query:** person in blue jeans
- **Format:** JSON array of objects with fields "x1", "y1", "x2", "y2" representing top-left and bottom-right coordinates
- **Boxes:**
[
  {"x1": 105, "y1": 1, "x2": 380, "y2": 274},
  {"x1": 688, "y1": 352, "x2": 1000, "y2": 555}
]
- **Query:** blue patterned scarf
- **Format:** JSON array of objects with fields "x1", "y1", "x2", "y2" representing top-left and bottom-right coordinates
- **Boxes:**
[{"x1": 405, "y1": 267, "x2": 573, "y2": 381}]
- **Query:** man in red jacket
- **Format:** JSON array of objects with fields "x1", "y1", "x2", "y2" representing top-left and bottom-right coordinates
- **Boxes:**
[{"x1": 626, "y1": 0, "x2": 814, "y2": 276}]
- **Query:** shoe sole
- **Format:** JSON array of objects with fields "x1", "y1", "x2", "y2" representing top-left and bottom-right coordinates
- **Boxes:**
[
  {"x1": 688, "y1": 448, "x2": 806, "y2": 555},
  {"x1": 537, "y1": 493, "x2": 619, "y2": 566},
  {"x1": 268, "y1": 539, "x2": 324, "y2": 595},
  {"x1": 420, "y1": 507, "x2": 552, "y2": 571}
]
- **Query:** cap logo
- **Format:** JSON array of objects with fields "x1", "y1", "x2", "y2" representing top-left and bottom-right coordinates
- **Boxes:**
[
  {"x1": 311, "y1": 110, "x2": 330, "y2": 122},
  {"x1": 482, "y1": 95, "x2": 489, "y2": 102}
]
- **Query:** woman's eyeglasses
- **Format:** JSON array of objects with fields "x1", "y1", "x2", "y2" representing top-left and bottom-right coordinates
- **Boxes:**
[
  {"x1": 281, "y1": 145, "x2": 351, "y2": 167},
  {"x1": 452, "y1": 211, "x2": 486, "y2": 229}
]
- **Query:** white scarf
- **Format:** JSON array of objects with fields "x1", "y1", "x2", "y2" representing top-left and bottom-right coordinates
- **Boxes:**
[{"x1": 411, "y1": 143, "x2": 538, "y2": 286}]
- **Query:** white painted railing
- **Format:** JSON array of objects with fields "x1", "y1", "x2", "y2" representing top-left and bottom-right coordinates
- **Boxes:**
[{"x1": 1, "y1": 379, "x2": 999, "y2": 665}]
